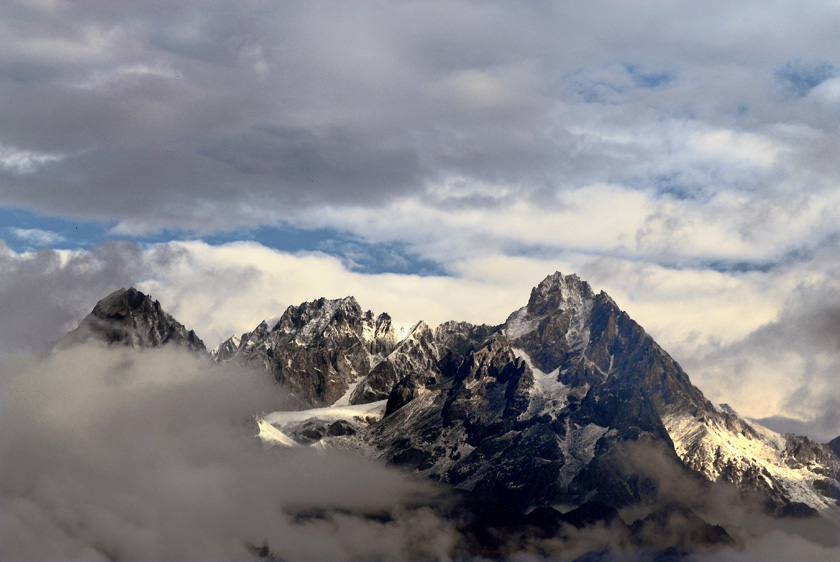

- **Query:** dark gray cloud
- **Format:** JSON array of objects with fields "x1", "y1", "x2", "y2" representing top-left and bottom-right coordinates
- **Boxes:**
[
  {"x1": 0, "y1": 344, "x2": 457, "y2": 560},
  {"x1": 2, "y1": 0, "x2": 840, "y2": 243}
]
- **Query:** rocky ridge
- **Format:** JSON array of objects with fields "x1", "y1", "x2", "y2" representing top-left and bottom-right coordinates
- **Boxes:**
[
  {"x1": 211, "y1": 297, "x2": 492, "y2": 408},
  {"x1": 244, "y1": 273, "x2": 840, "y2": 515},
  {"x1": 63, "y1": 277, "x2": 840, "y2": 518}
]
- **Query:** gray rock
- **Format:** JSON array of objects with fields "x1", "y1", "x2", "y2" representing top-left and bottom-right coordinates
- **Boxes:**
[{"x1": 59, "y1": 287, "x2": 205, "y2": 352}]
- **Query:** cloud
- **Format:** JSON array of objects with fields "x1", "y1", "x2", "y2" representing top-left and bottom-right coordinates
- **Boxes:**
[
  {"x1": 775, "y1": 60, "x2": 836, "y2": 97},
  {"x1": 8, "y1": 226, "x2": 66, "y2": 247},
  {"x1": 0, "y1": 344, "x2": 458, "y2": 560},
  {"x1": 2, "y1": 0, "x2": 840, "y2": 245},
  {"x1": 678, "y1": 247, "x2": 840, "y2": 441},
  {"x1": 0, "y1": 144, "x2": 63, "y2": 174}
]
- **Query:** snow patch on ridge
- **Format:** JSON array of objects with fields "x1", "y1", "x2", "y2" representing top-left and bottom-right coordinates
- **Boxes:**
[
  {"x1": 513, "y1": 347, "x2": 569, "y2": 419},
  {"x1": 257, "y1": 419, "x2": 298, "y2": 448},
  {"x1": 394, "y1": 321, "x2": 420, "y2": 342},
  {"x1": 557, "y1": 422, "x2": 610, "y2": 487},
  {"x1": 504, "y1": 307, "x2": 536, "y2": 339},
  {"x1": 263, "y1": 315, "x2": 283, "y2": 331},
  {"x1": 564, "y1": 295, "x2": 593, "y2": 353},
  {"x1": 664, "y1": 411, "x2": 837, "y2": 514},
  {"x1": 331, "y1": 379, "x2": 361, "y2": 407},
  {"x1": 262, "y1": 400, "x2": 386, "y2": 429},
  {"x1": 293, "y1": 297, "x2": 356, "y2": 345},
  {"x1": 258, "y1": 400, "x2": 387, "y2": 449}
]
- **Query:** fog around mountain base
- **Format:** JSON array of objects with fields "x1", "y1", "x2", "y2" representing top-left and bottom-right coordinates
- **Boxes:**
[
  {"x1": 0, "y1": 344, "x2": 458, "y2": 560},
  {"x1": 1, "y1": 343, "x2": 837, "y2": 560}
]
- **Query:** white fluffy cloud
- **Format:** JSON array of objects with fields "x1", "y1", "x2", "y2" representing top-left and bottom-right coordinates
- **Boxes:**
[{"x1": 8, "y1": 227, "x2": 66, "y2": 247}]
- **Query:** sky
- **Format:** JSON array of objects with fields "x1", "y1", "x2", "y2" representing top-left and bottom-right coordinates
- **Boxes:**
[{"x1": 1, "y1": 1, "x2": 840, "y2": 441}]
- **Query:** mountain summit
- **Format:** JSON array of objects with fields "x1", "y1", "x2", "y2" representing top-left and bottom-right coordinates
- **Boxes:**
[{"x1": 59, "y1": 287, "x2": 205, "y2": 352}]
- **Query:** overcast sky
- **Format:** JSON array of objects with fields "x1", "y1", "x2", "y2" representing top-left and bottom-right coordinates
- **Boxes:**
[{"x1": 1, "y1": 1, "x2": 840, "y2": 441}]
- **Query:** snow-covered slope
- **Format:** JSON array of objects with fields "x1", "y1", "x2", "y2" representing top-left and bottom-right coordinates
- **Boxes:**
[
  {"x1": 666, "y1": 407, "x2": 839, "y2": 514},
  {"x1": 257, "y1": 400, "x2": 387, "y2": 450}
]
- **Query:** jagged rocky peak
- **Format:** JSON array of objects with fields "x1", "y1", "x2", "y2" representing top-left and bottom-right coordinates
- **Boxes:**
[
  {"x1": 209, "y1": 294, "x2": 429, "y2": 408},
  {"x1": 503, "y1": 272, "x2": 598, "y2": 376},
  {"x1": 59, "y1": 287, "x2": 205, "y2": 352},
  {"x1": 526, "y1": 271, "x2": 595, "y2": 316},
  {"x1": 273, "y1": 296, "x2": 363, "y2": 342},
  {"x1": 363, "y1": 311, "x2": 405, "y2": 354}
]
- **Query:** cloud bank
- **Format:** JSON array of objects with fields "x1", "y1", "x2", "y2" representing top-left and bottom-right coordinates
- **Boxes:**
[
  {"x1": 1, "y1": 344, "x2": 457, "y2": 560},
  {"x1": 1, "y1": 1, "x2": 839, "y2": 271}
]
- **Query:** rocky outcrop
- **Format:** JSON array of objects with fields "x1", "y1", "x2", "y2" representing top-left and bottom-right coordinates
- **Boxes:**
[
  {"x1": 212, "y1": 296, "x2": 493, "y2": 408},
  {"x1": 59, "y1": 287, "x2": 205, "y2": 352}
]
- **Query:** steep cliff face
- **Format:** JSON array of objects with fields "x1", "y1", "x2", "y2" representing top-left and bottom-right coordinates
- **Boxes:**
[
  {"x1": 59, "y1": 287, "x2": 205, "y2": 352},
  {"x1": 211, "y1": 297, "x2": 384, "y2": 406}
]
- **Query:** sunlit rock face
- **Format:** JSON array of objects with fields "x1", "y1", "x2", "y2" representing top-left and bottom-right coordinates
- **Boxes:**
[{"x1": 210, "y1": 295, "x2": 492, "y2": 408}]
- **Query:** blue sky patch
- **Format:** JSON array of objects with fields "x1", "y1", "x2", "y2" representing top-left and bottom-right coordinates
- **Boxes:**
[
  {"x1": 624, "y1": 64, "x2": 675, "y2": 88},
  {"x1": 0, "y1": 206, "x2": 444, "y2": 276},
  {"x1": 0, "y1": 207, "x2": 112, "y2": 251},
  {"x1": 775, "y1": 59, "x2": 835, "y2": 97}
]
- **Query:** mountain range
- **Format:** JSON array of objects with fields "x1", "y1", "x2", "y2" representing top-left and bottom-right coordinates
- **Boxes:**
[{"x1": 61, "y1": 272, "x2": 840, "y2": 556}]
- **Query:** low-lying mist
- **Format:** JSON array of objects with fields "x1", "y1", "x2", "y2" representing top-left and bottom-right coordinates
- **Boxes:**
[
  {"x1": 0, "y1": 344, "x2": 457, "y2": 560},
  {"x1": 1, "y1": 344, "x2": 838, "y2": 560}
]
